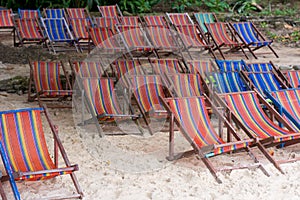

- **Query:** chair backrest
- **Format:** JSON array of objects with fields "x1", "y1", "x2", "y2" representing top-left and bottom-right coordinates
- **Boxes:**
[
  {"x1": 69, "y1": 18, "x2": 90, "y2": 40},
  {"x1": 175, "y1": 24, "x2": 206, "y2": 47},
  {"x1": 0, "y1": 108, "x2": 58, "y2": 180},
  {"x1": 166, "y1": 12, "x2": 193, "y2": 26},
  {"x1": 232, "y1": 22, "x2": 268, "y2": 45},
  {"x1": 167, "y1": 73, "x2": 203, "y2": 97},
  {"x1": 194, "y1": 12, "x2": 217, "y2": 33},
  {"x1": 215, "y1": 59, "x2": 245, "y2": 72},
  {"x1": 120, "y1": 16, "x2": 140, "y2": 25},
  {"x1": 73, "y1": 61, "x2": 104, "y2": 78},
  {"x1": 114, "y1": 59, "x2": 145, "y2": 79},
  {"x1": 150, "y1": 58, "x2": 183, "y2": 74},
  {"x1": 88, "y1": 26, "x2": 119, "y2": 48},
  {"x1": 145, "y1": 25, "x2": 178, "y2": 50},
  {"x1": 16, "y1": 18, "x2": 44, "y2": 39},
  {"x1": 42, "y1": 18, "x2": 73, "y2": 41},
  {"x1": 66, "y1": 8, "x2": 86, "y2": 19},
  {"x1": 0, "y1": 9, "x2": 14, "y2": 28},
  {"x1": 44, "y1": 8, "x2": 66, "y2": 18},
  {"x1": 18, "y1": 8, "x2": 41, "y2": 19},
  {"x1": 285, "y1": 70, "x2": 300, "y2": 88},
  {"x1": 247, "y1": 71, "x2": 283, "y2": 94},
  {"x1": 97, "y1": 4, "x2": 122, "y2": 18},
  {"x1": 223, "y1": 91, "x2": 298, "y2": 138},
  {"x1": 211, "y1": 71, "x2": 248, "y2": 93},
  {"x1": 186, "y1": 60, "x2": 215, "y2": 75},
  {"x1": 143, "y1": 15, "x2": 168, "y2": 27},
  {"x1": 205, "y1": 22, "x2": 237, "y2": 45},
  {"x1": 82, "y1": 78, "x2": 122, "y2": 118},
  {"x1": 93, "y1": 17, "x2": 118, "y2": 28},
  {"x1": 245, "y1": 62, "x2": 273, "y2": 72}
]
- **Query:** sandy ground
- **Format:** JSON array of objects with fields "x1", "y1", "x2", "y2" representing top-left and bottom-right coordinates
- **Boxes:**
[{"x1": 1, "y1": 36, "x2": 300, "y2": 200}]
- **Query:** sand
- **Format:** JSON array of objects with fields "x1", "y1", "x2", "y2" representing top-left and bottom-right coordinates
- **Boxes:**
[{"x1": 1, "y1": 41, "x2": 300, "y2": 200}]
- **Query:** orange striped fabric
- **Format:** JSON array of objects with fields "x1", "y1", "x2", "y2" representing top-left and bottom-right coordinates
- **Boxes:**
[
  {"x1": 16, "y1": 19, "x2": 44, "y2": 40},
  {"x1": 115, "y1": 59, "x2": 144, "y2": 79},
  {"x1": 167, "y1": 13, "x2": 192, "y2": 25},
  {"x1": 88, "y1": 26, "x2": 122, "y2": 50},
  {"x1": 150, "y1": 58, "x2": 183, "y2": 74},
  {"x1": 0, "y1": 9, "x2": 14, "y2": 27},
  {"x1": 186, "y1": 60, "x2": 214, "y2": 75},
  {"x1": 206, "y1": 22, "x2": 240, "y2": 46},
  {"x1": 66, "y1": 8, "x2": 86, "y2": 19},
  {"x1": 69, "y1": 18, "x2": 90, "y2": 40},
  {"x1": 285, "y1": 70, "x2": 300, "y2": 88},
  {"x1": 175, "y1": 24, "x2": 207, "y2": 48},
  {"x1": 73, "y1": 61, "x2": 103, "y2": 78},
  {"x1": 143, "y1": 15, "x2": 167, "y2": 26},
  {"x1": 98, "y1": 5, "x2": 119, "y2": 18}
]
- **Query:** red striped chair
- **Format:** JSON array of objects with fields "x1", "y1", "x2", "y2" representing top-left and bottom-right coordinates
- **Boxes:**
[
  {"x1": 161, "y1": 96, "x2": 270, "y2": 183},
  {"x1": 66, "y1": 8, "x2": 88, "y2": 19},
  {"x1": 149, "y1": 58, "x2": 185, "y2": 74},
  {"x1": 97, "y1": 4, "x2": 123, "y2": 20},
  {"x1": 69, "y1": 18, "x2": 91, "y2": 47},
  {"x1": 71, "y1": 61, "x2": 106, "y2": 78},
  {"x1": 285, "y1": 70, "x2": 300, "y2": 88},
  {"x1": 0, "y1": 9, "x2": 14, "y2": 32},
  {"x1": 119, "y1": 16, "x2": 141, "y2": 25},
  {"x1": 143, "y1": 15, "x2": 168, "y2": 27},
  {"x1": 18, "y1": 8, "x2": 41, "y2": 19},
  {"x1": 166, "y1": 12, "x2": 193, "y2": 26},
  {"x1": 28, "y1": 60, "x2": 72, "y2": 108},
  {"x1": 14, "y1": 18, "x2": 47, "y2": 47},
  {"x1": 114, "y1": 59, "x2": 146, "y2": 80},
  {"x1": 0, "y1": 107, "x2": 83, "y2": 199},
  {"x1": 205, "y1": 22, "x2": 248, "y2": 59}
]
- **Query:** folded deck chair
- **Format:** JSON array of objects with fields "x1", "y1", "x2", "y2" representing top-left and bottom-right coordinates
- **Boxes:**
[
  {"x1": 205, "y1": 22, "x2": 248, "y2": 59},
  {"x1": 116, "y1": 25, "x2": 155, "y2": 57},
  {"x1": 215, "y1": 59, "x2": 246, "y2": 72},
  {"x1": 41, "y1": 18, "x2": 79, "y2": 53},
  {"x1": 14, "y1": 18, "x2": 47, "y2": 47},
  {"x1": 149, "y1": 58, "x2": 185, "y2": 74},
  {"x1": 71, "y1": 61, "x2": 106, "y2": 78},
  {"x1": 174, "y1": 24, "x2": 215, "y2": 58},
  {"x1": 44, "y1": 8, "x2": 66, "y2": 18},
  {"x1": 185, "y1": 60, "x2": 217, "y2": 75},
  {"x1": 160, "y1": 96, "x2": 270, "y2": 183},
  {"x1": 218, "y1": 91, "x2": 300, "y2": 151},
  {"x1": 114, "y1": 59, "x2": 146, "y2": 80},
  {"x1": 28, "y1": 60, "x2": 72, "y2": 108},
  {"x1": 97, "y1": 4, "x2": 123, "y2": 20},
  {"x1": 0, "y1": 107, "x2": 83, "y2": 199},
  {"x1": 18, "y1": 8, "x2": 41, "y2": 19},
  {"x1": 231, "y1": 21, "x2": 279, "y2": 58},
  {"x1": 80, "y1": 77, "x2": 140, "y2": 136},
  {"x1": 165, "y1": 73, "x2": 204, "y2": 97},
  {"x1": 266, "y1": 88, "x2": 300, "y2": 130},
  {"x1": 285, "y1": 70, "x2": 300, "y2": 88},
  {"x1": 127, "y1": 75, "x2": 172, "y2": 134},
  {"x1": 0, "y1": 9, "x2": 14, "y2": 33},
  {"x1": 166, "y1": 12, "x2": 193, "y2": 26},
  {"x1": 143, "y1": 15, "x2": 169, "y2": 27},
  {"x1": 193, "y1": 12, "x2": 218, "y2": 34}
]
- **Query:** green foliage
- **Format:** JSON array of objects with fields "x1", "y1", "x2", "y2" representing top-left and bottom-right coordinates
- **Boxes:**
[
  {"x1": 260, "y1": 8, "x2": 297, "y2": 16},
  {"x1": 171, "y1": 0, "x2": 202, "y2": 13},
  {"x1": 204, "y1": 0, "x2": 229, "y2": 12},
  {"x1": 119, "y1": 0, "x2": 161, "y2": 14},
  {"x1": 231, "y1": 0, "x2": 257, "y2": 15}
]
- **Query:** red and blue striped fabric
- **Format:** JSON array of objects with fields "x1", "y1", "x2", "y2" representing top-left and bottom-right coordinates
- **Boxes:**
[
  {"x1": 143, "y1": 15, "x2": 167, "y2": 27},
  {"x1": 120, "y1": 16, "x2": 140, "y2": 25},
  {"x1": 285, "y1": 70, "x2": 300, "y2": 88},
  {"x1": 73, "y1": 61, "x2": 103, "y2": 78},
  {"x1": 224, "y1": 91, "x2": 300, "y2": 142},
  {"x1": 66, "y1": 8, "x2": 86, "y2": 19},
  {"x1": 166, "y1": 96, "x2": 249, "y2": 156},
  {"x1": 175, "y1": 24, "x2": 207, "y2": 48},
  {"x1": 247, "y1": 72, "x2": 282, "y2": 94},
  {"x1": 98, "y1": 5, "x2": 119, "y2": 18},
  {"x1": 18, "y1": 9, "x2": 41, "y2": 19},
  {"x1": 167, "y1": 13, "x2": 193, "y2": 26},
  {"x1": 194, "y1": 13, "x2": 217, "y2": 33},
  {"x1": 150, "y1": 58, "x2": 183, "y2": 74},
  {"x1": 0, "y1": 9, "x2": 14, "y2": 28},
  {"x1": 82, "y1": 78, "x2": 122, "y2": 121},
  {"x1": 0, "y1": 108, "x2": 72, "y2": 181},
  {"x1": 69, "y1": 18, "x2": 90, "y2": 40},
  {"x1": 33, "y1": 61, "x2": 71, "y2": 97},
  {"x1": 186, "y1": 60, "x2": 214, "y2": 75},
  {"x1": 115, "y1": 59, "x2": 144, "y2": 79},
  {"x1": 16, "y1": 18, "x2": 44, "y2": 40}
]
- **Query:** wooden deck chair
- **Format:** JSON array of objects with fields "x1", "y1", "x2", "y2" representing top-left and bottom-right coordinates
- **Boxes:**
[
  {"x1": 18, "y1": 8, "x2": 42, "y2": 19},
  {"x1": 28, "y1": 60, "x2": 72, "y2": 108},
  {"x1": 230, "y1": 21, "x2": 279, "y2": 58},
  {"x1": 185, "y1": 60, "x2": 217, "y2": 75},
  {"x1": 114, "y1": 59, "x2": 146, "y2": 80},
  {"x1": 164, "y1": 73, "x2": 204, "y2": 97},
  {"x1": 149, "y1": 58, "x2": 185, "y2": 74},
  {"x1": 66, "y1": 8, "x2": 89, "y2": 19},
  {"x1": 166, "y1": 12, "x2": 193, "y2": 26},
  {"x1": 143, "y1": 15, "x2": 169, "y2": 27},
  {"x1": 174, "y1": 24, "x2": 215, "y2": 58},
  {"x1": 209, "y1": 71, "x2": 249, "y2": 94},
  {"x1": 44, "y1": 8, "x2": 66, "y2": 18},
  {"x1": 97, "y1": 4, "x2": 123, "y2": 20},
  {"x1": 193, "y1": 12, "x2": 218, "y2": 34},
  {"x1": 70, "y1": 61, "x2": 107, "y2": 78},
  {"x1": 160, "y1": 96, "x2": 270, "y2": 183},
  {"x1": 69, "y1": 18, "x2": 91, "y2": 47},
  {"x1": 93, "y1": 17, "x2": 118, "y2": 33},
  {"x1": 215, "y1": 59, "x2": 246, "y2": 72},
  {"x1": 80, "y1": 77, "x2": 140, "y2": 136},
  {"x1": 41, "y1": 18, "x2": 79, "y2": 53},
  {"x1": 14, "y1": 18, "x2": 47, "y2": 47},
  {"x1": 0, "y1": 9, "x2": 15, "y2": 33},
  {"x1": 285, "y1": 70, "x2": 300, "y2": 88},
  {"x1": 205, "y1": 22, "x2": 248, "y2": 59},
  {"x1": 116, "y1": 25, "x2": 155, "y2": 57},
  {"x1": 119, "y1": 16, "x2": 141, "y2": 25},
  {"x1": 0, "y1": 107, "x2": 83, "y2": 199},
  {"x1": 266, "y1": 88, "x2": 300, "y2": 130},
  {"x1": 144, "y1": 25, "x2": 182, "y2": 56}
]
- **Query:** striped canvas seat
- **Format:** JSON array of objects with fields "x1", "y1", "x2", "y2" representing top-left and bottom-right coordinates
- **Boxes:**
[
  {"x1": 0, "y1": 9, "x2": 14, "y2": 29},
  {"x1": 186, "y1": 60, "x2": 216, "y2": 75},
  {"x1": 215, "y1": 59, "x2": 245, "y2": 72},
  {"x1": 166, "y1": 12, "x2": 193, "y2": 26},
  {"x1": 97, "y1": 4, "x2": 122, "y2": 20},
  {"x1": 93, "y1": 17, "x2": 118, "y2": 28},
  {"x1": 246, "y1": 62, "x2": 273, "y2": 72},
  {"x1": 285, "y1": 70, "x2": 300, "y2": 88},
  {"x1": 72, "y1": 61, "x2": 104, "y2": 78},
  {"x1": 18, "y1": 8, "x2": 41, "y2": 19},
  {"x1": 66, "y1": 8, "x2": 87, "y2": 19},
  {"x1": 120, "y1": 16, "x2": 140, "y2": 25},
  {"x1": 69, "y1": 18, "x2": 90, "y2": 40},
  {"x1": 0, "y1": 107, "x2": 83, "y2": 199},
  {"x1": 150, "y1": 58, "x2": 184, "y2": 74},
  {"x1": 44, "y1": 8, "x2": 66, "y2": 18},
  {"x1": 143, "y1": 15, "x2": 168, "y2": 27},
  {"x1": 211, "y1": 71, "x2": 248, "y2": 93},
  {"x1": 231, "y1": 22, "x2": 278, "y2": 58},
  {"x1": 114, "y1": 59, "x2": 145, "y2": 80},
  {"x1": 194, "y1": 12, "x2": 218, "y2": 33}
]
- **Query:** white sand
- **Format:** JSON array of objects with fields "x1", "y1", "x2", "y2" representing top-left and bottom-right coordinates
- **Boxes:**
[{"x1": 0, "y1": 43, "x2": 300, "y2": 200}]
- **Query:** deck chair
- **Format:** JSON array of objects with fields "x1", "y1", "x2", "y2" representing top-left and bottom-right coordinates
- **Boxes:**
[
  {"x1": 160, "y1": 96, "x2": 270, "y2": 183},
  {"x1": 41, "y1": 18, "x2": 79, "y2": 53},
  {"x1": 0, "y1": 9, "x2": 14, "y2": 33},
  {"x1": 164, "y1": 73, "x2": 204, "y2": 97},
  {"x1": 205, "y1": 22, "x2": 248, "y2": 59},
  {"x1": 93, "y1": 17, "x2": 118, "y2": 32},
  {"x1": 119, "y1": 16, "x2": 141, "y2": 25},
  {"x1": 28, "y1": 60, "x2": 72, "y2": 108},
  {"x1": 80, "y1": 77, "x2": 140, "y2": 136},
  {"x1": 215, "y1": 59, "x2": 246, "y2": 72},
  {"x1": 174, "y1": 24, "x2": 215, "y2": 58},
  {"x1": 66, "y1": 8, "x2": 89, "y2": 19},
  {"x1": 116, "y1": 25, "x2": 155, "y2": 57},
  {"x1": 44, "y1": 8, "x2": 66, "y2": 18},
  {"x1": 0, "y1": 107, "x2": 83, "y2": 199},
  {"x1": 266, "y1": 89, "x2": 300, "y2": 130},
  {"x1": 69, "y1": 18, "x2": 91, "y2": 47},
  {"x1": 71, "y1": 61, "x2": 106, "y2": 78},
  {"x1": 166, "y1": 12, "x2": 193, "y2": 26},
  {"x1": 143, "y1": 15, "x2": 169, "y2": 27},
  {"x1": 194, "y1": 12, "x2": 218, "y2": 34},
  {"x1": 285, "y1": 70, "x2": 300, "y2": 88},
  {"x1": 14, "y1": 18, "x2": 47, "y2": 47},
  {"x1": 97, "y1": 4, "x2": 123, "y2": 19},
  {"x1": 114, "y1": 59, "x2": 146, "y2": 80},
  {"x1": 149, "y1": 58, "x2": 185, "y2": 74},
  {"x1": 185, "y1": 60, "x2": 217, "y2": 75},
  {"x1": 18, "y1": 8, "x2": 42, "y2": 19},
  {"x1": 230, "y1": 21, "x2": 279, "y2": 58}
]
